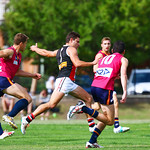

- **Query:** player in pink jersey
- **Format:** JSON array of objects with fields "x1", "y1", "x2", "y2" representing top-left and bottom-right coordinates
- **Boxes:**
[
  {"x1": 92, "y1": 37, "x2": 129, "y2": 133},
  {"x1": 0, "y1": 33, "x2": 41, "y2": 132},
  {"x1": 68, "y1": 37, "x2": 129, "y2": 133},
  {"x1": 68, "y1": 41, "x2": 128, "y2": 148}
]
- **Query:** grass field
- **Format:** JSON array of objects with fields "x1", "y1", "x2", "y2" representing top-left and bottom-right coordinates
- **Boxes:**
[
  {"x1": 0, "y1": 119, "x2": 150, "y2": 150},
  {"x1": 0, "y1": 102, "x2": 150, "y2": 149}
]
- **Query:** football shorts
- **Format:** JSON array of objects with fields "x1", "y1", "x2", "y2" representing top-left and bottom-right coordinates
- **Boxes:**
[
  {"x1": 91, "y1": 86, "x2": 114, "y2": 105},
  {"x1": 0, "y1": 76, "x2": 15, "y2": 96},
  {"x1": 54, "y1": 77, "x2": 78, "y2": 94}
]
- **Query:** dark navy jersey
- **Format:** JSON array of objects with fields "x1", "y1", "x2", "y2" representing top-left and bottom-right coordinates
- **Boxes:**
[{"x1": 56, "y1": 45, "x2": 76, "y2": 81}]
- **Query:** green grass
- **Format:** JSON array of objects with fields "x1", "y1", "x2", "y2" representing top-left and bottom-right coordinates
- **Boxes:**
[{"x1": 0, "y1": 120, "x2": 150, "y2": 150}]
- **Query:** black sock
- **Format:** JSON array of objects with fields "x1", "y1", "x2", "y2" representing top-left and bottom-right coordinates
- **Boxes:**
[{"x1": 26, "y1": 113, "x2": 35, "y2": 123}]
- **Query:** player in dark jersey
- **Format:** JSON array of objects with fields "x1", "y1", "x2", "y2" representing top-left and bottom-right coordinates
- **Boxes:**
[{"x1": 21, "y1": 31, "x2": 98, "y2": 134}]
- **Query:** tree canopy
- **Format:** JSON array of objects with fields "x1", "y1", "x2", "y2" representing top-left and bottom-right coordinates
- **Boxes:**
[{"x1": 1, "y1": 0, "x2": 150, "y2": 75}]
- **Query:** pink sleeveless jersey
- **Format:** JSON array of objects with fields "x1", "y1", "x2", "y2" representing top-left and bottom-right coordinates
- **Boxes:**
[
  {"x1": 92, "y1": 53, "x2": 123, "y2": 90},
  {"x1": 95, "y1": 50, "x2": 110, "y2": 58},
  {"x1": 0, "y1": 46, "x2": 22, "y2": 80}
]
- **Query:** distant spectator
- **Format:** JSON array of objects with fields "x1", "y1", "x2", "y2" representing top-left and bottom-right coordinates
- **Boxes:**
[
  {"x1": 39, "y1": 89, "x2": 50, "y2": 120},
  {"x1": 1, "y1": 94, "x2": 15, "y2": 115},
  {"x1": 46, "y1": 75, "x2": 55, "y2": 94}
]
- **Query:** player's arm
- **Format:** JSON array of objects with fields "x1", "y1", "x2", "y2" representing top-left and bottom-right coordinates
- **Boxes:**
[
  {"x1": 120, "y1": 57, "x2": 128, "y2": 103},
  {"x1": 30, "y1": 43, "x2": 58, "y2": 57},
  {"x1": 93, "y1": 53, "x2": 103, "y2": 73},
  {"x1": 67, "y1": 47, "x2": 98, "y2": 67},
  {"x1": 0, "y1": 49, "x2": 14, "y2": 59},
  {"x1": 15, "y1": 70, "x2": 41, "y2": 80}
]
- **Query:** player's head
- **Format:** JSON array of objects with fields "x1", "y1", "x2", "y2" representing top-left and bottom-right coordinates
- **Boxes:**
[
  {"x1": 66, "y1": 31, "x2": 80, "y2": 49},
  {"x1": 14, "y1": 33, "x2": 29, "y2": 45},
  {"x1": 101, "y1": 37, "x2": 111, "y2": 52},
  {"x1": 14, "y1": 33, "x2": 29, "y2": 51},
  {"x1": 112, "y1": 41, "x2": 125, "y2": 54}
]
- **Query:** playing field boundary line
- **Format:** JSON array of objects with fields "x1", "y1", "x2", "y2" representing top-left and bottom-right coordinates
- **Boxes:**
[{"x1": 7, "y1": 119, "x2": 150, "y2": 125}]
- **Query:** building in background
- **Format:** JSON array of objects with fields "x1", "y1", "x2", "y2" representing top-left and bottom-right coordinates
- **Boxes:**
[
  {"x1": 0, "y1": 0, "x2": 10, "y2": 25},
  {"x1": 0, "y1": 0, "x2": 9, "y2": 48}
]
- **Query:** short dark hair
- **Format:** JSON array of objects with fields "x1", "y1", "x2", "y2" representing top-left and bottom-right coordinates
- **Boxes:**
[
  {"x1": 14, "y1": 33, "x2": 29, "y2": 45},
  {"x1": 113, "y1": 41, "x2": 125, "y2": 53},
  {"x1": 66, "y1": 31, "x2": 80, "y2": 43}
]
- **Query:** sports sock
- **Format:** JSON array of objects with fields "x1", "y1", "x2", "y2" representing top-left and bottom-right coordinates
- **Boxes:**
[
  {"x1": 89, "y1": 128, "x2": 101, "y2": 144},
  {"x1": 26, "y1": 113, "x2": 35, "y2": 123},
  {"x1": 87, "y1": 118, "x2": 95, "y2": 128},
  {"x1": 82, "y1": 106, "x2": 98, "y2": 118},
  {"x1": 8, "y1": 99, "x2": 28, "y2": 117},
  {"x1": 114, "y1": 117, "x2": 120, "y2": 128},
  {"x1": 0, "y1": 123, "x2": 3, "y2": 135}
]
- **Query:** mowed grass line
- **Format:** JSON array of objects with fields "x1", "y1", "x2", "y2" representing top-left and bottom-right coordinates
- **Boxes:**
[{"x1": 0, "y1": 120, "x2": 150, "y2": 150}]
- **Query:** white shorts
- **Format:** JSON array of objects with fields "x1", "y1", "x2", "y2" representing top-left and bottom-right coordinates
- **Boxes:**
[{"x1": 54, "y1": 77, "x2": 78, "y2": 94}]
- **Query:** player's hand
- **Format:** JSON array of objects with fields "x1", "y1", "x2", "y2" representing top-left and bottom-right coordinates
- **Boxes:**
[
  {"x1": 120, "y1": 92, "x2": 127, "y2": 103},
  {"x1": 30, "y1": 43, "x2": 38, "y2": 51},
  {"x1": 33, "y1": 73, "x2": 41, "y2": 80}
]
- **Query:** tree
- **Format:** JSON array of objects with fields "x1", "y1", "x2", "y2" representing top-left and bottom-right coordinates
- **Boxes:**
[{"x1": 1, "y1": 0, "x2": 150, "y2": 75}]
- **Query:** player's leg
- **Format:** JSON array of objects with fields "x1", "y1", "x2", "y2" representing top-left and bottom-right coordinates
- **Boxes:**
[
  {"x1": 86, "y1": 121, "x2": 105, "y2": 148},
  {"x1": 79, "y1": 103, "x2": 114, "y2": 125},
  {"x1": 33, "y1": 90, "x2": 64, "y2": 117},
  {"x1": 69, "y1": 86, "x2": 96, "y2": 132},
  {"x1": 86, "y1": 104, "x2": 114, "y2": 148},
  {"x1": 4, "y1": 83, "x2": 32, "y2": 115},
  {"x1": 2, "y1": 83, "x2": 32, "y2": 129},
  {"x1": 1, "y1": 96, "x2": 8, "y2": 114},
  {"x1": 21, "y1": 77, "x2": 68, "y2": 134},
  {"x1": 0, "y1": 122, "x2": 14, "y2": 139},
  {"x1": 113, "y1": 93, "x2": 120, "y2": 130},
  {"x1": 8, "y1": 98, "x2": 15, "y2": 113},
  {"x1": 27, "y1": 102, "x2": 33, "y2": 115},
  {"x1": 21, "y1": 90, "x2": 65, "y2": 134},
  {"x1": 113, "y1": 92, "x2": 130, "y2": 133},
  {"x1": 91, "y1": 102, "x2": 101, "y2": 110},
  {"x1": 70, "y1": 86, "x2": 92, "y2": 108}
]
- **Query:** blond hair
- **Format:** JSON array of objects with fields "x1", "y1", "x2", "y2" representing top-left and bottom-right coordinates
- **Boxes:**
[{"x1": 101, "y1": 37, "x2": 111, "y2": 44}]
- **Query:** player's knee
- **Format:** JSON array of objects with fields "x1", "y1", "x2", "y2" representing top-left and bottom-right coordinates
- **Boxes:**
[
  {"x1": 92, "y1": 104, "x2": 100, "y2": 110},
  {"x1": 87, "y1": 95, "x2": 92, "y2": 103},
  {"x1": 107, "y1": 122, "x2": 114, "y2": 126},
  {"x1": 23, "y1": 95, "x2": 32, "y2": 103},
  {"x1": 107, "y1": 119, "x2": 114, "y2": 126}
]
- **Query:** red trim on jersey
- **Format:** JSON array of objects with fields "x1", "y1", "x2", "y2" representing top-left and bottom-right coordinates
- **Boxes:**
[{"x1": 69, "y1": 65, "x2": 76, "y2": 81}]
